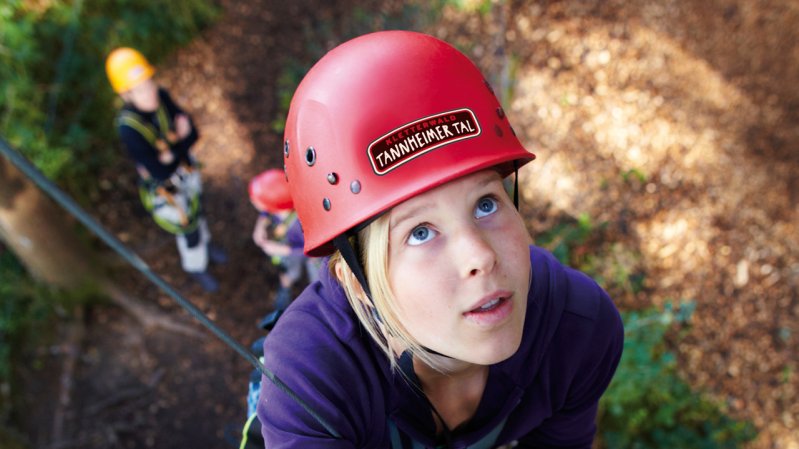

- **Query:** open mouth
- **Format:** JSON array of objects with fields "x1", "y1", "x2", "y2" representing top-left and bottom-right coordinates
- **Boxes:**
[
  {"x1": 462, "y1": 294, "x2": 513, "y2": 327},
  {"x1": 469, "y1": 297, "x2": 507, "y2": 313}
]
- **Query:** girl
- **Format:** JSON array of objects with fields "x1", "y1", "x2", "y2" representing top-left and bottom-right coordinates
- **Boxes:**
[{"x1": 257, "y1": 31, "x2": 623, "y2": 448}]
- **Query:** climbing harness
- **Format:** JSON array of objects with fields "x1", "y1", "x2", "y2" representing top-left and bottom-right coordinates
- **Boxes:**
[
  {"x1": 138, "y1": 167, "x2": 202, "y2": 234},
  {"x1": 117, "y1": 106, "x2": 177, "y2": 155},
  {"x1": 118, "y1": 108, "x2": 203, "y2": 235}
]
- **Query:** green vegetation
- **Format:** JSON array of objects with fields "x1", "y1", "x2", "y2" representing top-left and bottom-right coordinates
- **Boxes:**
[
  {"x1": 599, "y1": 303, "x2": 757, "y2": 448},
  {"x1": 1, "y1": 0, "x2": 219, "y2": 194},
  {"x1": 0, "y1": 251, "x2": 58, "y2": 444},
  {"x1": 536, "y1": 212, "x2": 598, "y2": 267},
  {"x1": 536, "y1": 212, "x2": 646, "y2": 297},
  {"x1": 1, "y1": 1, "x2": 219, "y2": 444},
  {"x1": 0, "y1": 250, "x2": 107, "y2": 448},
  {"x1": 444, "y1": 0, "x2": 494, "y2": 15},
  {"x1": 536, "y1": 216, "x2": 757, "y2": 448}
]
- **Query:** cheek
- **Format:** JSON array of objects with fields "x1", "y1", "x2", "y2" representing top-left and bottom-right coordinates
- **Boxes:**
[
  {"x1": 494, "y1": 213, "x2": 532, "y2": 246},
  {"x1": 496, "y1": 219, "x2": 533, "y2": 273},
  {"x1": 388, "y1": 254, "x2": 437, "y2": 313},
  {"x1": 133, "y1": 86, "x2": 159, "y2": 110},
  {"x1": 144, "y1": 91, "x2": 159, "y2": 107},
  {"x1": 512, "y1": 213, "x2": 533, "y2": 246}
]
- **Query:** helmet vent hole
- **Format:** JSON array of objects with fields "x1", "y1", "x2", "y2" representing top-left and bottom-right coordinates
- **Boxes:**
[
  {"x1": 323, "y1": 198, "x2": 331, "y2": 211},
  {"x1": 305, "y1": 147, "x2": 316, "y2": 166},
  {"x1": 284, "y1": 140, "x2": 290, "y2": 158},
  {"x1": 496, "y1": 107, "x2": 505, "y2": 119},
  {"x1": 494, "y1": 124, "x2": 504, "y2": 137},
  {"x1": 350, "y1": 180, "x2": 361, "y2": 194},
  {"x1": 327, "y1": 173, "x2": 339, "y2": 184}
]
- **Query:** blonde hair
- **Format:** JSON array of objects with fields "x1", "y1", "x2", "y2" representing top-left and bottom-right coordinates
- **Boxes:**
[{"x1": 329, "y1": 214, "x2": 449, "y2": 373}]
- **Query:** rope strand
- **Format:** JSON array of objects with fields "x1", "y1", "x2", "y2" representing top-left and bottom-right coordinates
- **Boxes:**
[{"x1": 0, "y1": 136, "x2": 340, "y2": 439}]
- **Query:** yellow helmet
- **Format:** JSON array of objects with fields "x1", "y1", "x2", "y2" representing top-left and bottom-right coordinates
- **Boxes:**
[{"x1": 105, "y1": 47, "x2": 155, "y2": 93}]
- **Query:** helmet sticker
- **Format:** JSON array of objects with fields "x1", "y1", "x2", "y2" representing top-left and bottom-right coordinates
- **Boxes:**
[{"x1": 367, "y1": 108, "x2": 481, "y2": 175}]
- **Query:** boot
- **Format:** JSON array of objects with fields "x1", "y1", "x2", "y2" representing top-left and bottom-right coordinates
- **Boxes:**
[
  {"x1": 258, "y1": 287, "x2": 292, "y2": 330},
  {"x1": 191, "y1": 270, "x2": 219, "y2": 293},
  {"x1": 208, "y1": 244, "x2": 228, "y2": 265},
  {"x1": 250, "y1": 337, "x2": 266, "y2": 356},
  {"x1": 258, "y1": 309, "x2": 284, "y2": 330},
  {"x1": 274, "y1": 287, "x2": 292, "y2": 310}
]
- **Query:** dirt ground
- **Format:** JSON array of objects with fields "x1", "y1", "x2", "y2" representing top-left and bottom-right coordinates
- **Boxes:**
[{"x1": 18, "y1": 1, "x2": 799, "y2": 448}]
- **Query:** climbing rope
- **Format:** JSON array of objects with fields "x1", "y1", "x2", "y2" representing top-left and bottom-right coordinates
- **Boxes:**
[{"x1": 0, "y1": 136, "x2": 341, "y2": 439}]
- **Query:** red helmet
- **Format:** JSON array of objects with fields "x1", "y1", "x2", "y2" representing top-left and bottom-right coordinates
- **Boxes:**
[
  {"x1": 249, "y1": 169, "x2": 294, "y2": 212},
  {"x1": 284, "y1": 31, "x2": 535, "y2": 256}
]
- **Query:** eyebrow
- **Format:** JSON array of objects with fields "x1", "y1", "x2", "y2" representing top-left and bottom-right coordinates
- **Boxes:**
[
  {"x1": 388, "y1": 172, "x2": 500, "y2": 230},
  {"x1": 389, "y1": 200, "x2": 435, "y2": 231}
]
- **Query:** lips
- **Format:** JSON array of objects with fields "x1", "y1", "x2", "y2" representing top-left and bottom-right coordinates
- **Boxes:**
[
  {"x1": 466, "y1": 290, "x2": 512, "y2": 313},
  {"x1": 463, "y1": 291, "x2": 514, "y2": 326},
  {"x1": 469, "y1": 297, "x2": 505, "y2": 313}
]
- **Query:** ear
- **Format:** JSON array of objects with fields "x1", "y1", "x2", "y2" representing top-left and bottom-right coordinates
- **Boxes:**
[
  {"x1": 333, "y1": 260, "x2": 370, "y2": 305},
  {"x1": 333, "y1": 259, "x2": 347, "y2": 283}
]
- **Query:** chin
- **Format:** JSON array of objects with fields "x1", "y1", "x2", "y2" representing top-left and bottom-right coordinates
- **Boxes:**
[{"x1": 469, "y1": 335, "x2": 523, "y2": 365}]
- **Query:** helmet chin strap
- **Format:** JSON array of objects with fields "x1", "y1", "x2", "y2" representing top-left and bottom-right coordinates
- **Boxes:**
[
  {"x1": 332, "y1": 234, "x2": 373, "y2": 302},
  {"x1": 332, "y1": 163, "x2": 522, "y2": 363}
]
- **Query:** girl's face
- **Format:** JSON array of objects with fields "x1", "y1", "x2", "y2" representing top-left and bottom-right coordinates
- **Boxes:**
[
  {"x1": 123, "y1": 78, "x2": 159, "y2": 112},
  {"x1": 387, "y1": 169, "x2": 532, "y2": 365}
]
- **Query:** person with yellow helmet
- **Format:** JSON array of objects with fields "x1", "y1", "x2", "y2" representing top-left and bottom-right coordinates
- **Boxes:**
[{"x1": 105, "y1": 47, "x2": 226, "y2": 292}]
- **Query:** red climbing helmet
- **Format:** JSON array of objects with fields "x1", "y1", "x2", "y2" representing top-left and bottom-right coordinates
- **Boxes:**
[
  {"x1": 249, "y1": 169, "x2": 294, "y2": 212},
  {"x1": 283, "y1": 31, "x2": 535, "y2": 256}
]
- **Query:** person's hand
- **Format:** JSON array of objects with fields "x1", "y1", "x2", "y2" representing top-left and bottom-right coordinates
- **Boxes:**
[
  {"x1": 260, "y1": 240, "x2": 279, "y2": 256},
  {"x1": 175, "y1": 114, "x2": 192, "y2": 139},
  {"x1": 261, "y1": 240, "x2": 290, "y2": 257},
  {"x1": 158, "y1": 150, "x2": 175, "y2": 164}
]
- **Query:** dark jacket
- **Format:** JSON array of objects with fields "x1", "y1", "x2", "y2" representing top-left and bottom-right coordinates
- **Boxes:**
[
  {"x1": 117, "y1": 87, "x2": 198, "y2": 181},
  {"x1": 257, "y1": 245, "x2": 624, "y2": 448}
]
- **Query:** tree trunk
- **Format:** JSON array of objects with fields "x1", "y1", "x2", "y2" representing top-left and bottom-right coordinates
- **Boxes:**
[
  {"x1": 0, "y1": 154, "x2": 205, "y2": 335},
  {"x1": 1, "y1": 154, "x2": 202, "y2": 447},
  {"x1": 0, "y1": 156, "x2": 94, "y2": 289}
]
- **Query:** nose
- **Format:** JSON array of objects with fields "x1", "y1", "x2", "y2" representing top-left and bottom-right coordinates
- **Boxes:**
[{"x1": 454, "y1": 225, "x2": 497, "y2": 279}]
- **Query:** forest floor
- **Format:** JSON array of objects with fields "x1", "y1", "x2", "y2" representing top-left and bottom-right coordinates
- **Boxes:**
[{"x1": 18, "y1": 1, "x2": 799, "y2": 448}]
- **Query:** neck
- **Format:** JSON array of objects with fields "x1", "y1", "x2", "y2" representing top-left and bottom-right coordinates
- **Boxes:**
[{"x1": 412, "y1": 356, "x2": 488, "y2": 433}]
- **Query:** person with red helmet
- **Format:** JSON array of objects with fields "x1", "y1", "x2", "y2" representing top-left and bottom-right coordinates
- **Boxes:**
[
  {"x1": 256, "y1": 31, "x2": 623, "y2": 448},
  {"x1": 249, "y1": 168, "x2": 320, "y2": 329}
]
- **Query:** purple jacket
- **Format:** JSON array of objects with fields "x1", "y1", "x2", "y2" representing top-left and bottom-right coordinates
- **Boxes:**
[
  {"x1": 258, "y1": 245, "x2": 623, "y2": 448},
  {"x1": 260, "y1": 211, "x2": 305, "y2": 255}
]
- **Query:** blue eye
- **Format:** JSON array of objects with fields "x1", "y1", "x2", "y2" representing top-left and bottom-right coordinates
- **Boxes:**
[
  {"x1": 408, "y1": 225, "x2": 436, "y2": 246},
  {"x1": 475, "y1": 196, "x2": 498, "y2": 218}
]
